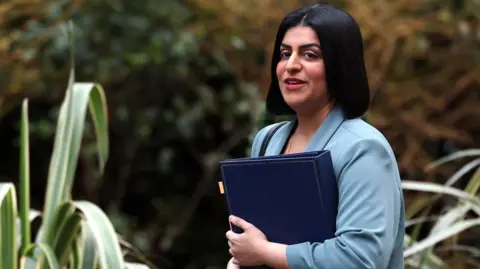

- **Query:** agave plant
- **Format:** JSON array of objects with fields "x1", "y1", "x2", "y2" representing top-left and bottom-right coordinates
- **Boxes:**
[
  {"x1": 0, "y1": 22, "x2": 151, "y2": 269},
  {"x1": 402, "y1": 149, "x2": 480, "y2": 268}
]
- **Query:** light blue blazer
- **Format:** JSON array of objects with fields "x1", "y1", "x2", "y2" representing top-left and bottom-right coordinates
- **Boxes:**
[{"x1": 250, "y1": 105, "x2": 405, "y2": 269}]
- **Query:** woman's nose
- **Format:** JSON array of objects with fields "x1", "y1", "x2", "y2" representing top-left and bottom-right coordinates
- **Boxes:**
[{"x1": 285, "y1": 54, "x2": 301, "y2": 72}]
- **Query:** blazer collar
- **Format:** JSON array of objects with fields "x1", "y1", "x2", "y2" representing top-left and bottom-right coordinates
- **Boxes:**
[{"x1": 266, "y1": 105, "x2": 345, "y2": 155}]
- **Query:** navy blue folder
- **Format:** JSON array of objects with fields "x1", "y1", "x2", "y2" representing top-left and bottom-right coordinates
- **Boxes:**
[{"x1": 219, "y1": 150, "x2": 338, "y2": 269}]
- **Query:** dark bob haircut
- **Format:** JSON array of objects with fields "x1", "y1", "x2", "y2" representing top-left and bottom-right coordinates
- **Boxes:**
[{"x1": 266, "y1": 4, "x2": 370, "y2": 119}]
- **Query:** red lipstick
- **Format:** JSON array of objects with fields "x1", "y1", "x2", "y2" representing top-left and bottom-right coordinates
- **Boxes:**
[{"x1": 284, "y1": 77, "x2": 306, "y2": 90}]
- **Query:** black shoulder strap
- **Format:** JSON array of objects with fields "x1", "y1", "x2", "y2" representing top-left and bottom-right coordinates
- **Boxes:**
[{"x1": 259, "y1": 121, "x2": 288, "y2": 156}]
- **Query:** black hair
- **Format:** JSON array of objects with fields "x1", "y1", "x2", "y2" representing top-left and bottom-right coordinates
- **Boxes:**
[{"x1": 265, "y1": 4, "x2": 370, "y2": 119}]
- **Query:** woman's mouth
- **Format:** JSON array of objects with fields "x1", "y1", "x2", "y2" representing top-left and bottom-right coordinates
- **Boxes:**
[{"x1": 284, "y1": 78, "x2": 306, "y2": 90}]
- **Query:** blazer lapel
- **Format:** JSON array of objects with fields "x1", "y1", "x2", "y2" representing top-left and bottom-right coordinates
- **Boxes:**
[
  {"x1": 304, "y1": 105, "x2": 345, "y2": 151},
  {"x1": 263, "y1": 105, "x2": 345, "y2": 155}
]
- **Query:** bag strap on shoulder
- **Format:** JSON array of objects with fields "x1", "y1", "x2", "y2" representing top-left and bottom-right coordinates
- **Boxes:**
[{"x1": 259, "y1": 121, "x2": 288, "y2": 156}]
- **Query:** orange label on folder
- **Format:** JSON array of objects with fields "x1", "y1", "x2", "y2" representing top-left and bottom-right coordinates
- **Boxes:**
[{"x1": 218, "y1": 181, "x2": 224, "y2": 194}]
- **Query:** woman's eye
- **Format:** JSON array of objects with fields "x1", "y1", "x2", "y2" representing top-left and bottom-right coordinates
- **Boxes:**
[
  {"x1": 280, "y1": 51, "x2": 291, "y2": 59},
  {"x1": 304, "y1": 52, "x2": 317, "y2": 59},
  {"x1": 279, "y1": 51, "x2": 319, "y2": 60}
]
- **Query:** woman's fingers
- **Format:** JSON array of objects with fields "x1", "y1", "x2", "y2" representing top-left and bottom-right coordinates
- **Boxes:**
[{"x1": 226, "y1": 257, "x2": 240, "y2": 269}]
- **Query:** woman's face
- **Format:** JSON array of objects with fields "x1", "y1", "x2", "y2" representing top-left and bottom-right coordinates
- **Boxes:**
[{"x1": 276, "y1": 26, "x2": 328, "y2": 114}]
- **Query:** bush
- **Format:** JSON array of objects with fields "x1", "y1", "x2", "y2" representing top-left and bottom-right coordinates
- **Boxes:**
[
  {"x1": 0, "y1": 22, "x2": 152, "y2": 269},
  {"x1": 402, "y1": 149, "x2": 480, "y2": 268}
]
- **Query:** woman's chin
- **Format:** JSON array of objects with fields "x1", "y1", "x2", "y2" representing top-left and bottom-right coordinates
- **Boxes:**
[
  {"x1": 284, "y1": 100, "x2": 307, "y2": 112},
  {"x1": 285, "y1": 97, "x2": 327, "y2": 115}
]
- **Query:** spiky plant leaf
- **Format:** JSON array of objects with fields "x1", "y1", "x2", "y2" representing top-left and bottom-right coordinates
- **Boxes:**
[
  {"x1": 75, "y1": 201, "x2": 124, "y2": 268},
  {"x1": 19, "y1": 99, "x2": 31, "y2": 255},
  {"x1": 0, "y1": 183, "x2": 18, "y2": 269},
  {"x1": 21, "y1": 243, "x2": 60, "y2": 269},
  {"x1": 404, "y1": 219, "x2": 480, "y2": 257}
]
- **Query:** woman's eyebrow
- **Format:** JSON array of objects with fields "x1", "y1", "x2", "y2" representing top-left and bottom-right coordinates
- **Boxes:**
[{"x1": 280, "y1": 43, "x2": 321, "y2": 50}]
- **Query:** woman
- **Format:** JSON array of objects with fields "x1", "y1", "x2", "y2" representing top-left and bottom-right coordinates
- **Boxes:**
[{"x1": 225, "y1": 4, "x2": 405, "y2": 269}]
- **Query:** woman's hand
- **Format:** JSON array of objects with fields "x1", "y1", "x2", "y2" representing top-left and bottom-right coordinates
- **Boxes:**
[
  {"x1": 226, "y1": 215, "x2": 269, "y2": 266},
  {"x1": 226, "y1": 257, "x2": 239, "y2": 269}
]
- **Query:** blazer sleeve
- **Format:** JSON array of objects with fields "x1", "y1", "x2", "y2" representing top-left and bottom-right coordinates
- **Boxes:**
[{"x1": 285, "y1": 137, "x2": 402, "y2": 269}]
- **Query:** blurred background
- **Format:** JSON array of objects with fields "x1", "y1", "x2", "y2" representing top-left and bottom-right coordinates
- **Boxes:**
[{"x1": 0, "y1": 0, "x2": 479, "y2": 268}]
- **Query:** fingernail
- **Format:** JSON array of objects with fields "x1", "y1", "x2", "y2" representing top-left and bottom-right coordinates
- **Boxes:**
[{"x1": 229, "y1": 216, "x2": 235, "y2": 222}]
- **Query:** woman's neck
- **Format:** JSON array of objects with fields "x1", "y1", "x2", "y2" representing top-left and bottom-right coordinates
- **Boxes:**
[{"x1": 295, "y1": 102, "x2": 334, "y2": 139}]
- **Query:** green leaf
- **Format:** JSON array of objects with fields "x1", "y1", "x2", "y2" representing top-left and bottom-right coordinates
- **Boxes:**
[
  {"x1": 430, "y1": 168, "x2": 480, "y2": 236},
  {"x1": 69, "y1": 236, "x2": 82, "y2": 269},
  {"x1": 40, "y1": 65, "x2": 109, "y2": 249},
  {"x1": 464, "y1": 167, "x2": 480, "y2": 196},
  {"x1": 37, "y1": 202, "x2": 76, "y2": 269},
  {"x1": 66, "y1": 82, "x2": 109, "y2": 188},
  {"x1": 69, "y1": 222, "x2": 99, "y2": 269},
  {"x1": 40, "y1": 65, "x2": 76, "y2": 243},
  {"x1": 22, "y1": 243, "x2": 61, "y2": 269},
  {"x1": 425, "y1": 149, "x2": 480, "y2": 171},
  {"x1": 75, "y1": 201, "x2": 124, "y2": 269},
  {"x1": 0, "y1": 183, "x2": 18, "y2": 269},
  {"x1": 402, "y1": 180, "x2": 480, "y2": 209},
  {"x1": 47, "y1": 202, "x2": 76, "y2": 244},
  {"x1": 403, "y1": 235, "x2": 446, "y2": 269},
  {"x1": 79, "y1": 222, "x2": 98, "y2": 269},
  {"x1": 126, "y1": 262, "x2": 151, "y2": 269},
  {"x1": 429, "y1": 204, "x2": 471, "y2": 236},
  {"x1": 51, "y1": 203, "x2": 82, "y2": 266},
  {"x1": 16, "y1": 210, "x2": 41, "y2": 250},
  {"x1": 16, "y1": 20, "x2": 150, "y2": 269},
  {"x1": 19, "y1": 99, "x2": 31, "y2": 255},
  {"x1": 404, "y1": 219, "x2": 480, "y2": 258},
  {"x1": 444, "y1": 159, "x2": 480, "y2": 186},
  {"x1": 20, "y1": 255, "x2": 36, "y2": 269}
]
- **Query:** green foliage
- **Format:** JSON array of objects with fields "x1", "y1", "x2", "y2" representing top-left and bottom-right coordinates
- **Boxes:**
[
  {"x1": 0, "y1": 1, "x2": 265, "y2": 267},
  {"x1": 403, "y1": 149, "x2": 480, "y2": 268},
  {"x1": 0, "y1": 22, "x2": 152, "y2": 269},
  {"x1": 2, "y1": 1, "x2": 478, "y2": 268},
  {"x1": 0, "y1": 183, "x2": 18, "y2": 269}
]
